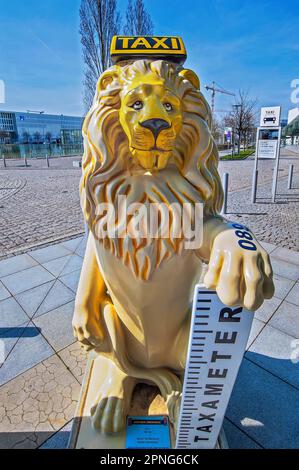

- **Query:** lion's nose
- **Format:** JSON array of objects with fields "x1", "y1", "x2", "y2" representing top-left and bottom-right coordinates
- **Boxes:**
[{"x1": 140, "y1": 119, "x2": 170, "y2": 139}]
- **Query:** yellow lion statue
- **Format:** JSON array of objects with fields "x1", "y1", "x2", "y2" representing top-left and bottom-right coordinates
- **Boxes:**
[{"x1": 73, "y1": 59, "x2": 274, "y2": 433}]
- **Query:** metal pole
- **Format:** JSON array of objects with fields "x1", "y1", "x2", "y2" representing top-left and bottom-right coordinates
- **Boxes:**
[
  {"x1": 46, "y1": 154, "x2": 50, "y2": 167},
  {"x1": 251, "y1": 169, "x2": 258, "y2": 203},
  {"x1": 271, "y1": 127, "x2": 282, "y2": 203},
  {"x1": 252, "y1": 127, "x2": 260, "y2": 203},
  {"x1": 211, "y1": 82, "x2": 215, "y2": 120},
  {"x1": 222, "y1": 172, "x2": 229, "y2": 214},
  {"x1": 2, "y1": 154, "x2": 6, "y2": 167},
  {"x1": 287, "y1": 164, "x2": 293, "y2": 190},
  {"x1": 0, "y1": 147, "x2": 2, "y2": 166},
  {"x1": 24, "y1": 155, "x2": 28, "y2": 167}
]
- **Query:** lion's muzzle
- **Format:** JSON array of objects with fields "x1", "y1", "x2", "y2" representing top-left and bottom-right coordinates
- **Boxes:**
[{"x1": 139, "y1": 118, "x2": 171, "y2": 139}]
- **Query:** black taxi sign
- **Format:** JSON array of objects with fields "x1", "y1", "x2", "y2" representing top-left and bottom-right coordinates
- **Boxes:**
[{"x1": 110, "y1": 36, "x2": 187, "y2": 65}]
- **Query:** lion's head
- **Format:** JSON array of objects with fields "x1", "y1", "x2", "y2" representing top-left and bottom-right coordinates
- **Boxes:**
[
  {"x1": 81, "y1": 60, "x2": 223, "y2": 230},
  {"x1": 118, "y1": 67, "x2": 184, "y2": 170}
]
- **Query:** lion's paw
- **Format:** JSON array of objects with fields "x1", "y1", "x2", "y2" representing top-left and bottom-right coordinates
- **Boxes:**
[{"x1": 91, "y1": 396, "x2": 126, "y2": 434}]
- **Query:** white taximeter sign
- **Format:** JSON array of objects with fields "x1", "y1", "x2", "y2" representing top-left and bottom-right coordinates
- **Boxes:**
[{"x1": 176, "y1": 285, "x2": 254, "y2": 449}]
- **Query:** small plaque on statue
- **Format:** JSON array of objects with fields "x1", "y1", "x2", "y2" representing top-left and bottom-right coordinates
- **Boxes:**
[{"x1": 126, "y1": 415, "x2": 171, "y2": 449}]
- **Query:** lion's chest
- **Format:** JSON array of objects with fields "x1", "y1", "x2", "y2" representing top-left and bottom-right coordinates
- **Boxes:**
[{"x1": 94, "y1": 239, "x2": 202, "y2": 366}]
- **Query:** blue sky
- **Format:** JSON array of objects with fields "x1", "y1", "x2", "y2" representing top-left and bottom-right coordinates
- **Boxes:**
[{"x1": 0, "y1": 0, "x2": 298, "y2": 118}]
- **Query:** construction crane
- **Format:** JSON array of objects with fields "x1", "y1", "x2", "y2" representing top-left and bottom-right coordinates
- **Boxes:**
[
  {"x1": 205, "y1": 82, "x2": 235, "y2": 119},
  {"x1": 26, "y1": 110, "x2": 45, "y2": 114},
  {"x1": 215, "y1": 109, "x2": 231, "y2": 114}
]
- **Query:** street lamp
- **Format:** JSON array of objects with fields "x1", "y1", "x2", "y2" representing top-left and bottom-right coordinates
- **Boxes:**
[{"x1": 231, "y1": 104, "x2": 242, "y2": 156}]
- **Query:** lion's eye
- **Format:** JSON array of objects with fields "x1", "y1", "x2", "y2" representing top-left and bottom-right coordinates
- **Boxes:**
[
  {"x1": 131, "y1": 101, "x2": 143, "y2": 111},
  {"x1": 164, "y1": 103, "x2": 173, "y2": 112}
]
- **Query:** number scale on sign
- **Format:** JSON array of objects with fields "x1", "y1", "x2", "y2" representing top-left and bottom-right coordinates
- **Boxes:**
[{"x1": 175, "y1": 284, "x2": 254, "y2": 449}]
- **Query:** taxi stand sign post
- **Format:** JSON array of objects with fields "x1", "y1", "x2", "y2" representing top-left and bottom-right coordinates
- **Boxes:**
[
  {"x1": 256, "y1": 127, "x2": 281, "y2": 160},
  {"x1": 270, "y1": 127, "x2": 282, "y2": 203},
  {"x1": 252, "y1": 106, "x2": 282, "y2": 203},
  {"x1": 260, "y1": 106, "x2": 281, "y2": 127}
]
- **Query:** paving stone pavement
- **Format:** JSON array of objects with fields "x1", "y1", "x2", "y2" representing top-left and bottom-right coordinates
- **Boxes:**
[
  {"x1": 218, "y1": 149, "x2": 299, "y2": 250},
  {"x1": 0, "y1": 157, "x2": 84, "y2": 259},
  {"x1": 0, "y1": 150, "x2": 298, "y2": 258},
  {"x1": 219, "y1": 173, "x2": 299, "y2": 250},
  {"x1": 0, "y1": 355, "x2": 80, "y2": 449},
  {"x1": 0, "y1": 235, "x2": 298, "y2": 448}
]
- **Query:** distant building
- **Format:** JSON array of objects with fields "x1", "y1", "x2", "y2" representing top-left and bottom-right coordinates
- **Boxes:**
[
  {"x1": 283, "y1": 108, "x2": 299, "y2": 145},
  {"x1": 0, "y1": 110, "x2": 84, "y2": 144},
  {"x1": 288, "y1": 107, "x2": 299, "y2": 124}
]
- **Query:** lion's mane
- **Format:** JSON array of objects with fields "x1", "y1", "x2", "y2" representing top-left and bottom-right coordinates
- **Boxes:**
[{"x1": 80, "y1": 60, "x2": 224, "y2": 279}]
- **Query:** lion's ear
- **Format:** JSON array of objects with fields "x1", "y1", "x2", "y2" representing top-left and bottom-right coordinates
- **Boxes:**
[
  {"x1": 97, "y1": 69, "x2": 119, "y2": 91},
  {"x1": 179, "y1": 69, "x2": 200, "y2": 90}
]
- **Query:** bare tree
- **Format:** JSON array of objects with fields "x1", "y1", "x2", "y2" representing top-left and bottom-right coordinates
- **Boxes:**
[
  {"x1": 80, "y1": 0, "x2": 121, "y2": 109},
  {"x1": 124, "y1": 0, "x2": 153, "y2": 35},
  {"x1": 211, "y1": 117, "x2": 224, "y2": 145},
  {"x1": 224, "y1": 90, "x2": 257, "y2": 154},
  {"x1": 33, "y1": 131, "x2": 41, "y2": 143},
  {"x1": 22, "y1": 131, "x2": 30, "y2": 143},
  {"x1": 45, "y1": 132, "x2": 52, "y2": 143}
]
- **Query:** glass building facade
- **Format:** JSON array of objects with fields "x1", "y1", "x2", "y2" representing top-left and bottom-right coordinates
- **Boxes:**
[{"x1": 0, "y1": 110, "x2": 84, "y2": 144}]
